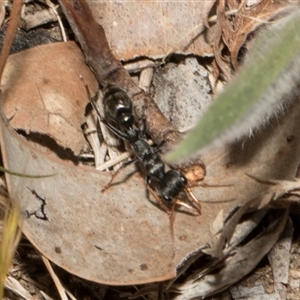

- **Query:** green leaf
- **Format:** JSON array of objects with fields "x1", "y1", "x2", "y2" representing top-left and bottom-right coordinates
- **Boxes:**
[{"x1": 165, "y1": 10, "x2": 300, "y2": 162}]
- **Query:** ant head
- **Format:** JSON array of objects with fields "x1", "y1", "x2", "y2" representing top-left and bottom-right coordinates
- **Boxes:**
[{"x1": 156, "y1": 170, "x2": 187, "y2": 202}]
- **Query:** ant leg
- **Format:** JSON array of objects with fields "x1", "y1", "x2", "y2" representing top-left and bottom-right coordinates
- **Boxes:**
[
  {"x1": 185, "y1": 187, "x2": 202, "y2": 215},
  {"x1": 151, "y1": 139, "x2": 165, "y2": 154},
  {"x1": 102, "y1": 158, "x2": 137, "y2": 192},
  {"x1": 147, "y1": 184, "x2": 177, "y2": 257},
  {"x1": 100, "y1": 118, "x2": 131, "y2": 141},
  {"x1": 169, "y1": 200, "x2": 177, "y2": 258},
  {"x1": 188, "y1": 182, "x2": 232, "y2": 188},
  {"x1": 157, "y1": 195, "x2": 177, "y2": 258},
  {"x1": 146, "y1": 185, "x2": 170, "y2": 214},
  {"x1": 138, "y1": 115, "x2": 147, "y2": 137}
]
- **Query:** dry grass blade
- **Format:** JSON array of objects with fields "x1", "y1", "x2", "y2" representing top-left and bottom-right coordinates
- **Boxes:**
[
  {"x1": 0, "y1": 201, "x2": 21, "y2": 299},
  {"x1": 41, "y1": 255, "x2": 76, "y2": 300},
  {"x1": 5, "y1": 276, "x2": 33, "y2": 299},
  {"x1": 40, "y1": 290, "x2": 56, "y2": 300},
  {"x1": 0, "y1": 0, "x2": 23, "y2": 78},
  {"x1": 0, "y1": 1, "x2": 25, "y2": 298},
  {"x1": 0, "y1": 166, "x2": 55, "y2": 178}
]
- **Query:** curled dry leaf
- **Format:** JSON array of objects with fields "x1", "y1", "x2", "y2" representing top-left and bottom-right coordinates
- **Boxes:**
[
  {"x1": 172, "y1": 209, "x2": 289, "y2": 299},
  {"x1": 211, "y1": 0, "x2": 298, "y2": 76},
  {"x1": 1, "y1": 42, "x2": 98, "y2": 155},
  {"x1": 21, "y1": 1, "x2": 57, "y2": 30},
  {"x1": 268, "y1": 217, "x2": 294, "y2": 298}
]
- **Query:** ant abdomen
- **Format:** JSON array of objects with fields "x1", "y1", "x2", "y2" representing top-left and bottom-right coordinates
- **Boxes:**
[{"x1": 103, "y1": 84, "x2": 134, "y2": 130}]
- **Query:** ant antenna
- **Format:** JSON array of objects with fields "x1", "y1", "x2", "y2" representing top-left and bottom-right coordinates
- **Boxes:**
[{"x1": 80, "y1": 77, "x2": 104, "y2": 123}]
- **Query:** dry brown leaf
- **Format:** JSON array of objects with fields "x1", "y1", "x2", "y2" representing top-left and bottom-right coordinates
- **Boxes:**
[
  {"x1": 1, "y1": 42, "x2": 98, "y2": 155},
  {"x1": 1, "y1": 35, "x2": 300, "y2": 287},
  {"x1": 89, "y1": 1, "x2": 215, "y2": 60},
  {"x1": 0, "y1": 42, "x2": 238, "y2": 285},
  {"x1": 0, "y1": 111, "x2": 238, "y2": 285}
]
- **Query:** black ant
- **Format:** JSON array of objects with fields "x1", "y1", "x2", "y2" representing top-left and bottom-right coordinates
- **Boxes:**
[
  {"x1": 93, "y1": 84, "x2": 201, "y2": 217},
  {"x1": 97, "y1": 85, "x2": 165, "y2": 181}
]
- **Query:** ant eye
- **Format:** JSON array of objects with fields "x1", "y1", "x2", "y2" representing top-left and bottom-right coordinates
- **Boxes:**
[
  {"x1": 163, "y1": 195, "x2": 172, "y2": 202},
  {"x1": 181, "y1": 176, "x2": 187, "y2": 185}
]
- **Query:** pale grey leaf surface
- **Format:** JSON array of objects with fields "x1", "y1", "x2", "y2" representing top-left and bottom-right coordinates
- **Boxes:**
[{"x1": 166, "y1": 10, "x2": 300, "y2": 162}]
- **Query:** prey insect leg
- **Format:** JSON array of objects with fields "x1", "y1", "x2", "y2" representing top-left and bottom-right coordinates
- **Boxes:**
[{"x1": 184, "y1": 187, "x2": 202, "y2": 215}]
